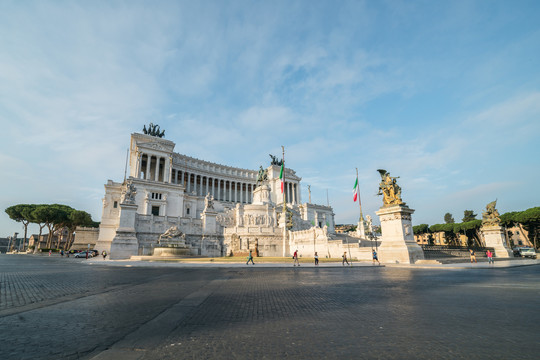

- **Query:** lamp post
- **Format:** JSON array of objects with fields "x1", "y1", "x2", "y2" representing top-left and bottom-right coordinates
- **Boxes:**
[{"x1": 368, "y1": 231, "x2": 378, "y2": 253}]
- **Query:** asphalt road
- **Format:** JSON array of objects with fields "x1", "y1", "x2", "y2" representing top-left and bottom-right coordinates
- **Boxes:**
[{"x1": 1, "y1": 255, "x2": 539, "y2": 359}]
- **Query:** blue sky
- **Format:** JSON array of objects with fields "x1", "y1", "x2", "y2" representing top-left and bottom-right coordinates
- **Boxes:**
[{"x1": 1, "y1": 0, "x2": 539, "y2": 237}]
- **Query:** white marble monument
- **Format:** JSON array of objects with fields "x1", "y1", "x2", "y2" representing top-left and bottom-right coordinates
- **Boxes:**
[{"x1": 480, "y1": 201, "x2": 512, "y2": 258}]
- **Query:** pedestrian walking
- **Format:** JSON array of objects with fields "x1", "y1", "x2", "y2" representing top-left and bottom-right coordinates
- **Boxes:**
[
  {"x1": 102, "y1": 250, "x2": 107, "y2": 260},
  {"x1": 314, "y1": 252, "x2": 319, "y2": 266},
  {"x1": 60, "y1": 250, "x2": 64, "y2": 257},
  {"x1": 246, "y1": 250, "x2": 255, "y2": 265},
  {"x1": 486, "y1": 249, "x2": 494, "y2": 264},
  {"x1": 342, "y1": 252, "x2": 349, "y2": 266},
  {"x1": 293, "y1": 250, "x2": 300, "y2": 266},
  {"x1": 48, "y1": 250, "x2": 51, "y2": 256},
  {"x1": 372, "y1": 249, "x2": 380, "y2": 265},
  {"x1": 469, "y1": 249, "x2": 477, "y2": 263}
]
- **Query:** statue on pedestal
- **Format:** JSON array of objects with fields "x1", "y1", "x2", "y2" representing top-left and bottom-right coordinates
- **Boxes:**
[
  {"x1": 365, "y1": 215, "x2": 373, "y2": 234},
  {"x1": 256, "y1": 166, "x2": 268, "y2": 186},
  {"x1": 142, "y1": 123, "x2": 165, "y2": 138},
  {"x1": 377, "y1": 169, "x2": 404, "y2": 206},
  {"x1": 482, "y1": 200, "x2": 501, "y2": 227},
  {"x1": 121, "y1": 180, "x2": 137, "y2": 204},
  {"x1": 269, "y1": 154, "x2": 283, "y2": 166},
  {"x1": 204, "y1": 193, "x2": 215, "y2": 211}
]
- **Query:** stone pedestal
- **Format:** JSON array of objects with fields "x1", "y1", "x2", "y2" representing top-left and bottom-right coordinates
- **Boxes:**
[
  {"x1": 375, "y1": 205, "x2": 424, "y2": 264},
  {"x1": 202, "y1": 210, "x2": 218, "y2": 235},
  {"x1": 481, "y1": 225, "x2": 512, "y2": 258},
  {"x1": 252, "y1": 184, "x2": 272, "y2": 205},
  {"x1": 110, "y1": 203, "x2": 139, "y2": 259}
]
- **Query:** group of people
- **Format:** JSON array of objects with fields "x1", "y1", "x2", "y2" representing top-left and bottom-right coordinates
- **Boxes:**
[
  {"x1": 469, "y1": 249, "x2": 494, "y2": 264},
  {"x1": 247, "y1": 249, "x2": 381, "y2": 266}
]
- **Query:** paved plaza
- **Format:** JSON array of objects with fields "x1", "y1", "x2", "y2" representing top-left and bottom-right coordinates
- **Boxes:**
[{"x1": 1, "y1": 255, "x2": 539, "y2": 359}]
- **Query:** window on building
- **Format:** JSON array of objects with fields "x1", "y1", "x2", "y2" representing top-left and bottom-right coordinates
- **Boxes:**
[
  {"x1": 151, "y1": 192, "x2": 163, "y2": 200},
  {"x1": 186, "y1": 207, "x2": 190, "y2": 215},
  {"x1": 113, "y1": 201, "x2": 118, "y2": 208},
  {"x1": 151, "y1": 206, "x2": 160, "y2": 216}
]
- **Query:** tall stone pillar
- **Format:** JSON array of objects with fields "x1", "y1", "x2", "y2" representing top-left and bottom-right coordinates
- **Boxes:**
[
  {"x1": 240, "y1": 183, "x2": 244, "y2": 203},
  {"x1": 145, "y1": 154, "x2": 151, "y2": 180},
  {"x1": 375, "y1": 205, "x2": 424, "y2": 264},
  {"x1": 135, "y1": 151, "x2": 142, "y2": 178},
  {"x1": 110, "y1": 202, "x2": 139, "y2": 259},
  {"x1": 167, "y1": 155, "x2": 172, "y2": 183},
  {"x1": 155, "y1": 157, "x2": 160, "y2": 181},
  {"x1": 481, "y1": 226, "x2": 512, "y2": 258}
]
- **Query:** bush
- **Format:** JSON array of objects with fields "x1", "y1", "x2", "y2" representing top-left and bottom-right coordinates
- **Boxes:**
[{"x1": 40, "y1": 248, "x2": 60, "y2": 253}]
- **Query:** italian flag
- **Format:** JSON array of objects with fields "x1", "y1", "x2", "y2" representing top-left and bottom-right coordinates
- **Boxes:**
[
  {"x1": 279, "y1": 162, "x2": 284, "y2": 193},
  {"x1": 353, "y1": 177, "x2": 358, "y2": 202}
]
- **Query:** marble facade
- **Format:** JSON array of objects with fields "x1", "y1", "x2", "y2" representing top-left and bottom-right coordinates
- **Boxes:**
[{"x1": 95, "y1": 133, "x2": 350, "y2": 260}]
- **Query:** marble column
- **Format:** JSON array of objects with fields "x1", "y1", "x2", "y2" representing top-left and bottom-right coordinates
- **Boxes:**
[
  {"x1": 135, "y1": 151, "x2": 142, "y2": 179},
  {"x1": 154, "y1": 157, "x2": 160, "y2": 182},
  {"x1": 145, "y1": 154, "x2": 151, "y2": 180}
]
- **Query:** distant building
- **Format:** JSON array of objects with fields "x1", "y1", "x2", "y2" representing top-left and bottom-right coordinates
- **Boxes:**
[
  {"x1": 0, "y1": 238, "x2": 9, "y2": 253},
  {"x1": 335, "y1": 224, "x2": 356, "y2": 234},
  {"x1": 507, "y1": 226, "x2": 532, "y2": 247}
]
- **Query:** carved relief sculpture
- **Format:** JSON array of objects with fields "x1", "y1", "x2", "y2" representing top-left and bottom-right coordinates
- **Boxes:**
[{"x1": 158, "y1": 226, "x2": 186, "y2": 245}]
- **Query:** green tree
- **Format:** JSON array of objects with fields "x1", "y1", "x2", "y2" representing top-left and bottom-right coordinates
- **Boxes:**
[
  {"x1": 5, "y1": 204, "x2": 36, "y2": 251},
  {"x1": 456, "y1": 220, "x2": 482, "y2": 247},
  {"x1": 462, "y1": 210, "x2": 477, "y2": 223},
  {"x1": 32, "y1": 204, "x2": 73, "y2": 249},
  {"x1": 29, "y1": 205, "x2": 50, "y2": 252},
  {"x1": 515, "y1": 207, "x2": 540, "y2": 250},
  {"x1": 444, "y1": 213, "x2": 455, "y2": 224},
  {"x1": 413, "y1": 224, "x2": 430, "y2": 235},
  {"x1": 64, "y1": 210, "x2": 94, "y2": 250},
  {"x1": 429, "y1": 223, "x2": 458, "y2": 245}
]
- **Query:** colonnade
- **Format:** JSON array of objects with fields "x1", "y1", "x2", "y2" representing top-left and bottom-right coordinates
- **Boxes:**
[
  {"x1": 134, "y1": 151, "x2": 299, "y2": 205},
  {"x1": 171, "y1": 169, "x2": 255, "y2": 204},
  {"x1": 135, "y1": 153, "x2": 171, "y2": 182},
  {"x1": 283, "y1": 181, "x2": 299, "y2": 204}
]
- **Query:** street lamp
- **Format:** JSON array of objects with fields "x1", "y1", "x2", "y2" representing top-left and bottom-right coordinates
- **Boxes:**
[{"x1": 367, "y1": 231, "x2": 378, "y2": 254}]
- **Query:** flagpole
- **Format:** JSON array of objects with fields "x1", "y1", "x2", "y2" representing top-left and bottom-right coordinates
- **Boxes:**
[
  {"x1": 282, "y1": 146, "x2": 287, "y2": 257},
  {"x1": 356, "y1": 167, "x2": 363, "y2": 223}
]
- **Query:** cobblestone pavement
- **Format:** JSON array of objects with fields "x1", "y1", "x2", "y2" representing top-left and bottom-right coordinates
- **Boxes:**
[{"x1": 1, "y1": 255, "x2": 539, "y2": 360}]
